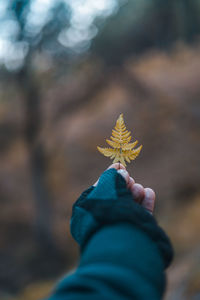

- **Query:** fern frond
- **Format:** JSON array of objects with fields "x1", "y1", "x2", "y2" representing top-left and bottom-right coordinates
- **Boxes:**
[
  {"x1": 97, "y1": 147, "x2": 118, "y2": 158},
  {"x1": 122, "y1": 141, "x2": 138, "y2": 151},
  {"x1": 97, "y1": 114, "x2": 142, "y2": 167},
  {"x1": 106, "y1": 139, "x2": 121, "y2": 149}
]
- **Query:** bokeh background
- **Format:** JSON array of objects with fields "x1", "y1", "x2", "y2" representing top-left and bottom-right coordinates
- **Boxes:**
[{"x1": 0, "y1": 0, "x2": 200, "y2": 299}]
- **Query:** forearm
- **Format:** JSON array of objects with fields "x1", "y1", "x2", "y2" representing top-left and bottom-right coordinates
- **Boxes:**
[
  {"x1": 79, "y1": 223, "x2": 166, "y2": 299},
  {"x1": 49, "y1": 223, "x2": 166, "y2": 300}
]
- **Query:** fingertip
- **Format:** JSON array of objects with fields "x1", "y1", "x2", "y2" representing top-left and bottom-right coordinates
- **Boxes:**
[
  {"x1": 142, "y1": 188, "x2": 156, "y2": 214},
  {"x1": 107, "y1": 163, "x2": 126, "y2": 170},
  {"x1": 117, "y1": 169, "x2": 130, "y2": 185},
  {"x1": 145, "y1": 188, "x2": 156, "y2": 200}
]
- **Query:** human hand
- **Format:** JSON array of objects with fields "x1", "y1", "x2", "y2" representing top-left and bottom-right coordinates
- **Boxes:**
[{"x1": 93, "y1": 163, "x2": 155, "y2": 214}]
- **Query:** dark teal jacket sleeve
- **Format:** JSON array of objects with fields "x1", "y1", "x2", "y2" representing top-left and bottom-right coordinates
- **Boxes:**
[{"x1": 47, "y1": 168, "x2": 173, "y2": 300}]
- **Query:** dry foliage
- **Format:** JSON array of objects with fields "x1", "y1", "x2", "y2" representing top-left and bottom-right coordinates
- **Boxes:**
[{"x1": 97, "y1": 113, "x2": 142, "y2": 167}]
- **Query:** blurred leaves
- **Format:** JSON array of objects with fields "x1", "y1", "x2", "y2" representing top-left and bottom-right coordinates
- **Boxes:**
[
  {"x1": 93, "y1": 0, "x2": 200, "y2": 64},
  {"x1": 1, "y1": 0, "x2": 200, "y2": 70}
]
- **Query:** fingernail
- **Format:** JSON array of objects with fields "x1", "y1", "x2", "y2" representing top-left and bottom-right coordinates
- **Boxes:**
[
  {"x1": 93, "y1": 179, "x2": 99, "y2": 187},
  {"x1": 117, "y1": 169, "x2": 127, "y2": 176},
  {"x1": 117, "y1": 169, "x2": 129, "y2": 183}
]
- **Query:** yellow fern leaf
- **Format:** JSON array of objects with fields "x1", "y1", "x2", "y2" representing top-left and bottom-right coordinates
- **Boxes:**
[
  {"x1": 97, "y1": 114, "x2": 142, "y2": 167},
  {"x1": 97, "y1": 147, "x2": 118, "y2": 158},
  {"x1": 122, "y1": 141, "x2": 138, "y2": 151},
  {"x1": 106, "y1": 139, "x2": 121, "y2": 149}
]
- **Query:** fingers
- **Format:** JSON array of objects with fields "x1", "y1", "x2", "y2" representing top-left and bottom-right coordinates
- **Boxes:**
[
  {"x1": 107, "y1": 163, "x2": 131, "y2": 187},
  {"x1": 127, "y1": 177, "x2": 135, "y2": 189},
  {"x1": 141, "y1": 188, "x2": 156, "y2": 214},
  {"x1": 93, "y1": 164, "x2": 156, "y2": 214},
  {"x1": 116, "y1": 171, "x2": 155, "y2": 213},
  {"x1": 128, "y1": 180, "x2": 156, "y2": 214},
  {"x1": 130, "y1": 183, "x2": 145, "y2": 204}
]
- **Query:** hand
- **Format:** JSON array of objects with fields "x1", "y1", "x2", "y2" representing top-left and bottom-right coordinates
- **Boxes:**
[{"x1": 93, "y1": 163, "x2": 155, "y2": 214}]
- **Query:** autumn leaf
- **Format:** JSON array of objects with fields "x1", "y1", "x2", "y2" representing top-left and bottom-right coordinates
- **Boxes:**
[{"x1": 97, "y1": 114, "x2": 142, "y2": 167}]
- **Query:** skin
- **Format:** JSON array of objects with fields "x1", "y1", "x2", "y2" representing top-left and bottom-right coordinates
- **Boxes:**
[{"x1": 93, "y1": 163, "x2": 155, "y2": 214}]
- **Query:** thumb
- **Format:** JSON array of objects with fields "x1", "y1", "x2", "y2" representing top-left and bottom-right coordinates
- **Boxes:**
[{"x1": 88, "y1": 168, "x2": 128, "y2": 201}]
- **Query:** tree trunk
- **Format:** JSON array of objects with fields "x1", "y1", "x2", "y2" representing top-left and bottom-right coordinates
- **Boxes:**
[{"x1": 17, "y1": 65, "x2": 57, "y2": 252}]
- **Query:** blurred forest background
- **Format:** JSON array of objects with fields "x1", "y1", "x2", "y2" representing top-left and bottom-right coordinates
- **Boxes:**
[{"x1": 0, "y1": 0, "x2": 200, "y2": 299}]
